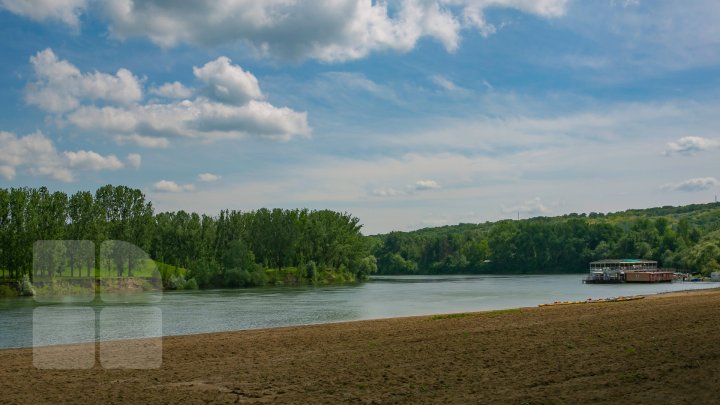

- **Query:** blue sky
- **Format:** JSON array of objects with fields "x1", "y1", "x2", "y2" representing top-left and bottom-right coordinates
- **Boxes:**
[{"x1": 1, "y1": 0, "x2": 719, "y2": 234}]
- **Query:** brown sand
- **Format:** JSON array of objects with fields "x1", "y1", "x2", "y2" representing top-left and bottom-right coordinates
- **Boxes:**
[{"x1": 1, "y1": 289, "x2": 720, "y2": 404}]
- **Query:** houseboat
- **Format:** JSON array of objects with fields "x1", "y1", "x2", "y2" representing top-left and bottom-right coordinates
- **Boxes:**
[{"x1": 583, "y1": 259, "x2": 674, "y2": 284}]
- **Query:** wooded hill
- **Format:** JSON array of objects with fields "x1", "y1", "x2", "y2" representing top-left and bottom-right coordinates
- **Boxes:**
[{"x1": 370, "y1": 202, "x2": 720, "y2": 275}]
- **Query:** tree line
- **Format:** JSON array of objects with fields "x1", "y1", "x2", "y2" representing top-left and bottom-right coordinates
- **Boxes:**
[
  {"x1": 2, "y1": 185, "x2": 719, "y2": 289},
  {"x1": 0, "y1": 186, "x2": 376, "y2": 288},
  {"x1": 371, "y1": 204, "x2": 720, "y2": 276}
]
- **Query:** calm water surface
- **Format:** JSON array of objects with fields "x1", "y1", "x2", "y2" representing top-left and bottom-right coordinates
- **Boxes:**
[{"x1": 1, "y1": 274, "x2": 717, "y2": 349}]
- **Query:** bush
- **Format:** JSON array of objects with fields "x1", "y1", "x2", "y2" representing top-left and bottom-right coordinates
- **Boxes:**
[
  {"x1": 0, "y1": 284, "x2": 17, "y2": 297},
  {"x1": 187, "y1": 259, "x2": 220, "y2": 288},
  {"x1": 17, "y1": 274, "x2": 35, "y2": 296},
  {"x1": 184, "y1": 278, "x2": 199, "y2": 290},
  {"x1": 224, "y1": 267, "x2": 266, "y2": 288},
  {"x1": 166, "y1": 275, "x2": 187, "y2": 290},
  {"x1": 353, "y1": 255, "x2": 378, "y2": 280},
  {"x1": 223, "y1": 268, "x2": 245, "y2": 288},
  {"x1": 304, "y1": 261, "x2": 317, "y2": 280}
]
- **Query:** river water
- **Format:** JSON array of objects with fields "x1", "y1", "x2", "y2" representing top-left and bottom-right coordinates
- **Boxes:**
[{"x1": 0, "y1": 274, "x2": 716, "y2": 349}]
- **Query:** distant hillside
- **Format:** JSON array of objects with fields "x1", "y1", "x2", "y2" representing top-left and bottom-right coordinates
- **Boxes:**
[{"x1": 370, "y1": 202, "x2": 720, "y2": 275}]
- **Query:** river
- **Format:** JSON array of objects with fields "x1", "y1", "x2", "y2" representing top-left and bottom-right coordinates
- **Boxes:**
[{"x1": 0, "y1": 274, "x2": 717, "y2": 349}]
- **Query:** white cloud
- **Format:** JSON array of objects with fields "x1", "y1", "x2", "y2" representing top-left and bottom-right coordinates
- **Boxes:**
[
  {"x1": 664, "y1": 136, "x2": 720, "y2": 156},
  {"x1": 115, "y1": 134, "x2": 170, "y2": 148},
  {"x1": 371, "y1": 187, "x2": 405, "y2": 197},
  {"x1": 193, "y1": 57, "x2": 262, "y2": 105},
  {"x1": 0, "y1": 0, "x2": 87, "y2": 27},
  {"x1": 198, "y1": 173, "x2": 220, "y2": 182},
  {"x1": 457, "y1": 0, "x2": 566, "y2": 37},
  {"x1": 101, "y1": 0, "x2": 568, "y2": 62},
  {"x1": 0, "y1": 131, "x2": 127, "y2": 182},
  {"x1": 149, "y1": 81, "x2": 193, "y2": 99},
  {"x1": 127, "y1": 153, "x2": 141, "y2": 169},
  {"x1": 153, "y1": 180, "x2": 195, "y2": 193},
  {"x1": 372, "y1": 178, "x2": 442, "y2": 197},
  {"x1": 321, "y1": 72, "x2": 396, "y2": 99},
  {"x1": 502, "y1": 197, "x2": 551, "y2": 216},
  {"x1": 69, "y1": 98, "x2": 310, "y2": 142},
  {"x1": 0, "y1": 165, "x2": 15, "y2": 180},
  {"x1": 412, "y1": 180, "x2": 441, "y2": 190},
  {"x1": 25, "y1": 51, "x2": 311, "y2": 145},
  {"x1": 0, "y1": 131, "x2": 72, "y2": 181},
  {"x1": 663, "y1": 177, "x2": 719, "y2": 192},
  {"x1": 430, "y1": 75, "x2": 463, "y2": 92},
  {"x1": 25, "y1": 49, "x2": 143, "y2": 113},
  {"x1": 610, "y1": 0, "x2": 640, "y2": 7},
  {"x1": 64, "y1": 150, "x2": 124, "y2": 170}
]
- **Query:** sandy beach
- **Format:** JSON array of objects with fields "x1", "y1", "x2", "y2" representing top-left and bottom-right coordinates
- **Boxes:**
[{"x1": 1, "y1": 288, "x2": 719, "y2": 404}]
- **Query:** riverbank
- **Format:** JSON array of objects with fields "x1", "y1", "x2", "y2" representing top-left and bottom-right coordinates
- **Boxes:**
[{"x1": 1, "y1": 288, "x2": 719, "y2": 403}]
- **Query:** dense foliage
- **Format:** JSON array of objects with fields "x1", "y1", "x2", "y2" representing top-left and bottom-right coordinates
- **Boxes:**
[
  {"x1": 0, "y1": 186, "x2": 375, "y2": 288},
  {"x1": 2, "y1": 185, "x2": 719, "y2": 290},
  {"x1": 371, "y1": 204, "x2": 720, "y2": 275}
]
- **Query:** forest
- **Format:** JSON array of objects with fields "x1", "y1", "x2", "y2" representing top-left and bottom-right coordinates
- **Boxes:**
[
  {"x1": 1, "y1": 185, "x2": 720, "y2": 294},
  {"x1": 0, "y1": 185, "x2": 376, "y2": 291},
  {"x1": 371, "y1": 203, "x2": 720, "y2": 275}
]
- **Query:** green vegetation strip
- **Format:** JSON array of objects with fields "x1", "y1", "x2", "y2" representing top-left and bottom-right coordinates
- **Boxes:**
[{"x1": 431, "y1": 308, "x2": 521, "y2": 320}]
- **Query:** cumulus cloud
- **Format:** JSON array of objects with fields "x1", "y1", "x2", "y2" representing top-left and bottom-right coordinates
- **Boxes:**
[
  {"x1": 193, "y1": 57, "x2": 262, "y2": 105},
  {"x1": 0, "y1": 0, "x2": 87, "y2": 27},
  {"x1": 153, "y1": 180, "x2": 195, "y2": 193},
  {"x1": 65, "y1": 150, "x2": 124, "y2": 170},
  {"x1": 198, "y1": 173, "x2": 220, "y2": 182},
  {"x1": 502, "y1": 197, "x2": 551, "y2": 216},
  {"x1": 127, "y1": 153, "x2": 141, "y2": 169},
  {"x1": 664, "y1": 136, "x2": 720, "y2": 156},
  {"x1": 68, "y1": 98, "x2": 310, "y2": 142},
  {"x1": 25, "y1": 48, "x2": 143, "y2": 113},
  {"x1": 149, "y1": 81, "x2": 193, "y2": 99},
  {"x1": 0, "y1": 130, "x2": 127, "y2": 182},
  {"x1": 100, "y1": 0, "x2": 568, "y2": 62},
  {"x1": 0, "y1": 131, "x2": 73, "y2": 181},
  {"x1": 662, "y1": 177, "x2": 719, "y2": 192},
  {"x1": 23, "y1": 51, "x2": 311, "y2": 145}
]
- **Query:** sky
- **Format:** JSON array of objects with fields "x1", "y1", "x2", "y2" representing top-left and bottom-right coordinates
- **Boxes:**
[{"x1": 0, "y1": 0, "x2": 719, "y2": 234}]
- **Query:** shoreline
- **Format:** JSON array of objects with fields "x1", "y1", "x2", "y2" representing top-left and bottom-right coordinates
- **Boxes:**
[{"x1": 1, "y1": 288, "x2": 719, "y2": 403}]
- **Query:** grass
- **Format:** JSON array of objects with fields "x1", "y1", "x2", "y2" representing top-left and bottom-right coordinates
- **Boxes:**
[
  {"x1": 431, "y1": 308, "x2": 521, "y2": 320},
  {"x1": 31, "y1": 260, "x2": 185, "y2": 280}
]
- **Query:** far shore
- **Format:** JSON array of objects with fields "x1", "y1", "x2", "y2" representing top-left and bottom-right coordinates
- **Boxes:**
[{"x1": 1, "y1": 287, "x2": 719, "y2": 403}]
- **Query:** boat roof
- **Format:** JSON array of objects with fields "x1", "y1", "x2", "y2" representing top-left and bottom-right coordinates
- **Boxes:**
[{"x1": 590, "y1": 259, "x2": 657, "y2": 265}]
